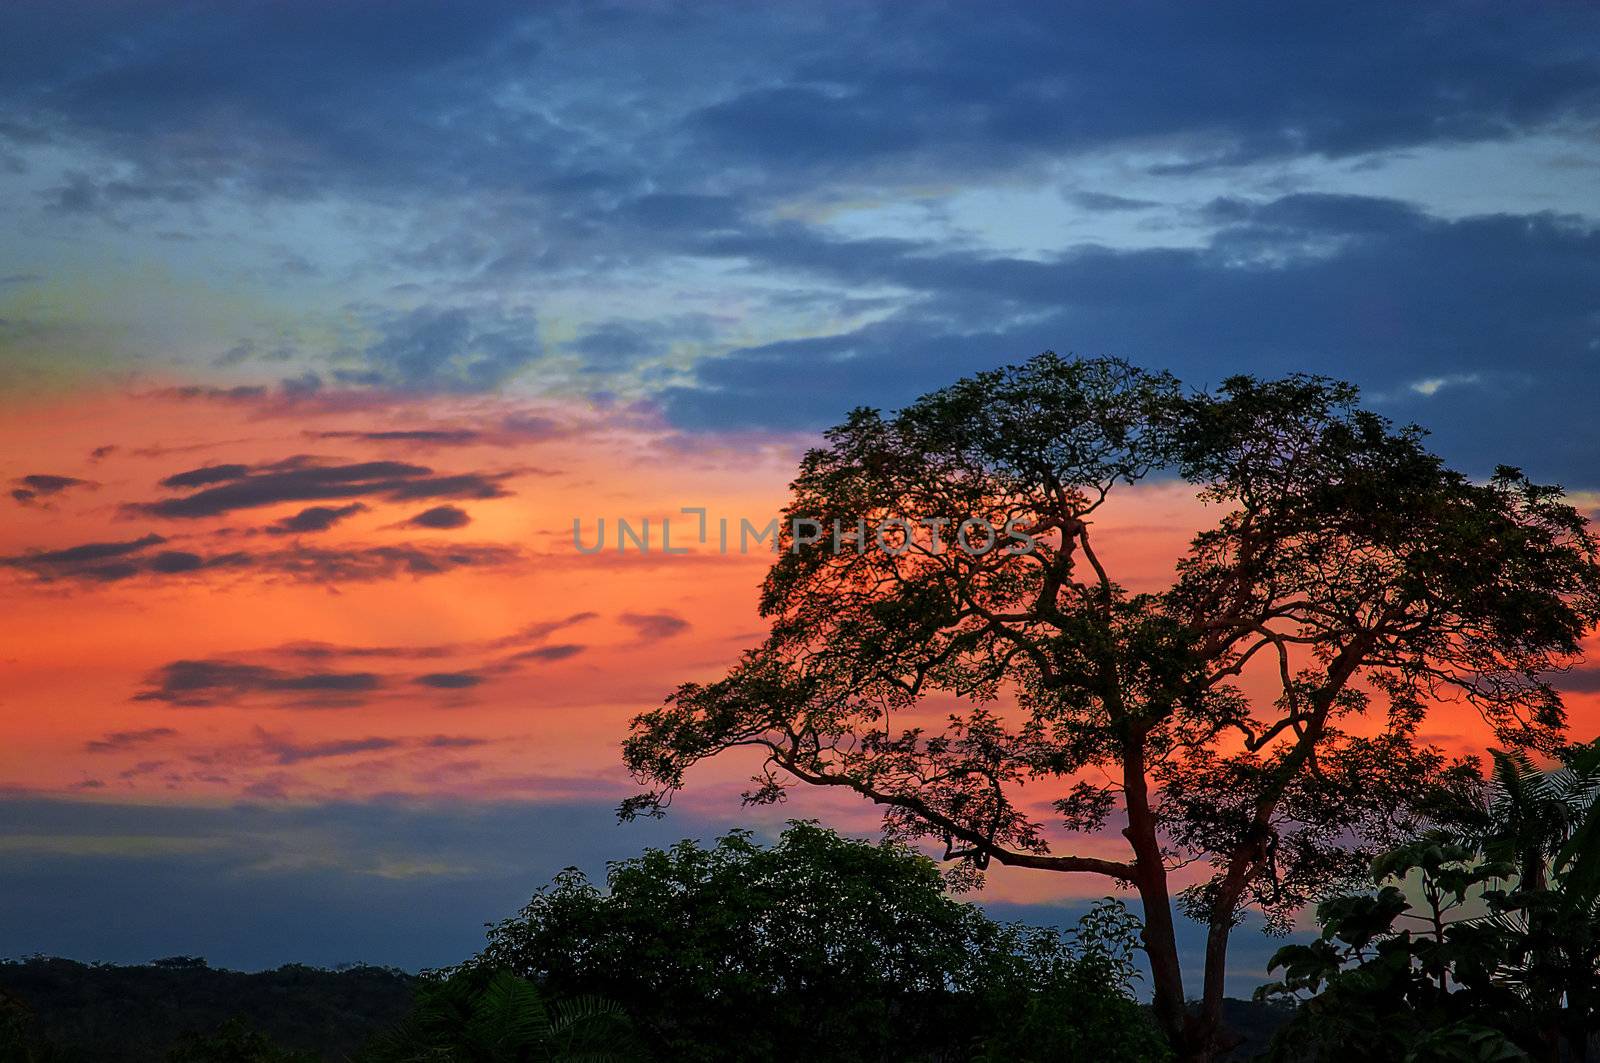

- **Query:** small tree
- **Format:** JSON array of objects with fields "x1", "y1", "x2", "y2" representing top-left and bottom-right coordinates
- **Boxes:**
[{"x1": 622, "y1": 354, "x2": 1600, "y2": 1061}]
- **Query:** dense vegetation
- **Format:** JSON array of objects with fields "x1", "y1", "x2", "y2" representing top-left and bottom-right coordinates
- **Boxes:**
[{"x1": 0, "y1": 958, "x2": 411, "y2": 1061}]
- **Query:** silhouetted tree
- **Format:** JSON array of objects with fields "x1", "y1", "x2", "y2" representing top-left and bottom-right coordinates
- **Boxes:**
[{"x1": 622, "y1": 354, "x2": 1600, "y2": 1061}]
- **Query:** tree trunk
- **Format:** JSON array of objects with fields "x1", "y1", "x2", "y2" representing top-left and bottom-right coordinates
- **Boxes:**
[
  {"x1": 1121, "y1": 734, "x2": 1213, "y2": 1060},
  {"x1": 1189, "y1": 914, "x2": 1241, "y2": 1062},
  {"x1": 1131, "y1": 858, "x2": 1188, "y2": 1051}
]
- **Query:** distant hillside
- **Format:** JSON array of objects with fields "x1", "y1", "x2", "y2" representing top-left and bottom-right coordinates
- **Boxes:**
[{"x1": 0, "y1": 957, "x2": 414, "y2": 1062}]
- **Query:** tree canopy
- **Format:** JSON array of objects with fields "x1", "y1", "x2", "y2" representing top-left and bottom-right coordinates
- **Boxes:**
[{"x1": 622, "y1": 353, "x2": 1600, "y2": 1061}]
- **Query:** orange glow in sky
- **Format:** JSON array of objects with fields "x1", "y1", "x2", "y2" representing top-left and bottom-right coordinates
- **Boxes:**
[{"x1": 4, "y1": 383, "x2": 1590, "y2": 913}]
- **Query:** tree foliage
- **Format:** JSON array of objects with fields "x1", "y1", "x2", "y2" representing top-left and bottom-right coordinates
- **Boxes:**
[
  {"x1": 0, "y1": 960, "x2": 412, "y2": 1063},
  {"x1": 359, "y1": 967, "x2": 642, "y2": 1063},
  {"x1": 465, "y1": 820, "x2": 1166, "y2": 1062},
  {"x1": 165, "y1": 1019, "x2": 318, "y2": 1063},
  {"x1": 622, "y1": 353, "x2": 1600, "y2": 1059},
  {"x1": 1262, "y1": 740, "x2": 1600, "y2": 1062}
]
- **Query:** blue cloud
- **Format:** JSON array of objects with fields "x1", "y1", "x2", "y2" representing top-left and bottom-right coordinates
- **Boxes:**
[
  {"x1": 343, "y1": 307, "x2": 543, "y2": 394},
  {"x1": 661, "y1": 193, "x2": 1600, "y2": 486}
]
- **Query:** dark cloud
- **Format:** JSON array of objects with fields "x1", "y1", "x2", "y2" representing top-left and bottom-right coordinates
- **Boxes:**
[
  {"x1": 506, "y1": 643, "x2": 586, "y2": 663},
  {"x1": 1066, "y1": 191, "x2": 1160, "y2": 212},
  {"x1": 0, "y1": 1, "x2": 549, "y2": 203},
  {"x1": 3, "y1": 2, "x2": 1591, "y2": 273},
  {"x1": 256, "y1": 733, "x2": 403, "y2": 765},
  {"x1": 618, "y1": 612, "x2": 691, "y2": 642},
  {"x1": 683, "y1": 4, "x2": 1600, "y2": 177},
  {"x1": 84, "y1": 727, "x2": 179, "y2": 754},
  {"x1": 267, "y1": 503, "x2": 368, "y2": 535},
  {"x1": 256, "y1": 543, "x2": 521, "y2": 583},
  {"x1": 660, "y1": 193, "x2": 1600, "y2": 487},
  {"x1": 402, "y1": 505, "x2": 470, "y2": 530},
  {"x1": 413, "y1": 672, "x2": 484, "y2": 690},
  {"x1": 10, "y1": 474, "x2": 93, "y2": 506},
  {"x1": 308, "y1": 429, "x2": 482, "y2": 446},
  {"x1": 158, "y1": 385, "x2": 271, "y2": 405},
  {"x1": 147, "y1": 551, "x2": 207, "y2": 574},
  {"x1": 0, "y1": 533, "x2": 232, "y2": 583},
  {"x1": 17, "y1": 474, "x2": 91, "y2": 494},
  {"x1": 1551, "y1": 666, "x2": 1600, "y2": 695},
  {"x1": 262, "y1": 616, "x2": 586, "y2": 667},
  {"x1": 160, "y1": 464, "x2": 252, "y2": 489},
  {"x1": 12, "y1": 1, "x2": 1585, "y2": 211},
  {"x1": 255, "y1": 616, "x2": 595, "y2": 683},
  {"x1": 419, "y1": 735, "x2": 490, "y2": 749},
  {"x1": 133, "y1": 659, "x2": 383, "y2": 709},
  {"x1": 1, "y1": 530, "x2": 519, "y2": 586},
  {"x1": 132, "y1": 457, "x2": 513, "y2": 519},
  {"x1": 151, "y1": 377, "x2": 410, "y2": 418},
  {"x1": 243, "y1": 728, "x2": 492, "y2": 766},
  {"x1": 499, "y1": 613, "x2": 598, "y2": 645},
  {"x1": 12, "y1": 533, "x2": 164, "y2": 566}
]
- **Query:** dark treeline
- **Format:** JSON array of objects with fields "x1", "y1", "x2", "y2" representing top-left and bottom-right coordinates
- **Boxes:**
[{"x1": 0, "y1": 958, "x2": 412, "y2": 1061}]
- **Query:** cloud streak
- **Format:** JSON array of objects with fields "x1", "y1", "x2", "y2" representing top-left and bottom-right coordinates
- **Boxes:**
[
  {"x1": 132, "y1": 457, "x2": 513, "y2": 520},
  {"x1": 133, "y1": 660, "x2": 384, "y2": 709},
  {"x1": 2, "y1": 534, "x2": 521, "y2": 586}
]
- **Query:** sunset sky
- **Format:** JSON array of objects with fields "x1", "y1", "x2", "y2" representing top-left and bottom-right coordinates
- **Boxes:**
[{"x1": 2, "y1": 1, "x2": 1599, "y2": 995}]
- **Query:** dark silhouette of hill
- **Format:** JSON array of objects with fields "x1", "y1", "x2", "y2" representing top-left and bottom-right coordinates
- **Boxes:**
[{"x1": 0, "y1": 956, "x2": 413, "y2": 1062}]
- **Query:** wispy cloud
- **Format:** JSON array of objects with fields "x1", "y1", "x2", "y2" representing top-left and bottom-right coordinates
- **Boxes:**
[{"x1": 83, "y1": 728, "x2": 179, "y2": 754}]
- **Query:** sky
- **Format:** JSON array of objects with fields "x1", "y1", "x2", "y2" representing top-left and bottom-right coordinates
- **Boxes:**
[{"x1": 1, "y1": 0, "x2": 1599, "y2": 997}]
